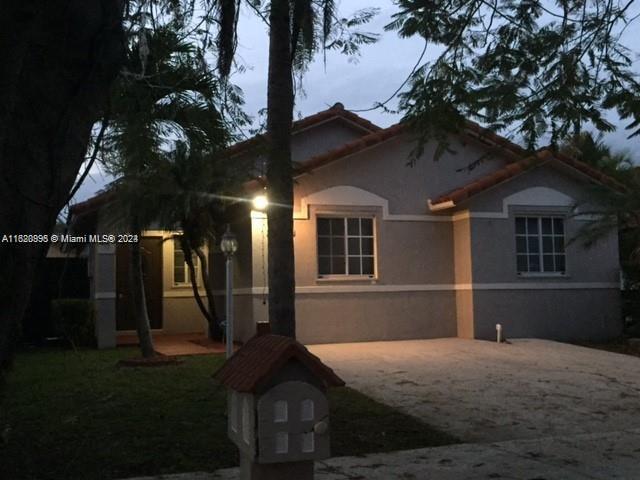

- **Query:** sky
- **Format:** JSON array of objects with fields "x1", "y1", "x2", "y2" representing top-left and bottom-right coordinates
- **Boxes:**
[{"x1": 72, "y1": 0, "x2": 640, "y2": 205}]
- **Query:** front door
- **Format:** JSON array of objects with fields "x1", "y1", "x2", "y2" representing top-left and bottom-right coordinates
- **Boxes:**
[{"x1": 116, "y1": 237, "x2": 163, "y2": 330}]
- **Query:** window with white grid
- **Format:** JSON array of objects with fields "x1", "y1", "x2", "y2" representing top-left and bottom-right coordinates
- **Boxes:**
[
  {"x1": 515, "y1": 216, "x2": 566, "y2": 274},
  {"x1": 317, "y1": 217, "x2": 375, "y2": 277}
]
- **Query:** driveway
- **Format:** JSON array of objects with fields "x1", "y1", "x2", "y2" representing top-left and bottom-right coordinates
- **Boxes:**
[{"x1": 309, "y1": 338, "x2": 640, "y2": 443}]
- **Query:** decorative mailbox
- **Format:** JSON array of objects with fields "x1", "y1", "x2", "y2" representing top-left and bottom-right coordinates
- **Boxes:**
[{"x1": 214, "y1": 326, "x2": 345, "y2": 480}]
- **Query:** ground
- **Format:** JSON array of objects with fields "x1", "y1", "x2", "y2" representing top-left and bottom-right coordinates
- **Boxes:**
[
  {"x1": 0, "y1": 347, "x2": 454, "y2": 480},
  {"x1": 309, "y1": 338, "x2": 640, "y2": 442},
  {"x1": 188, "y1": 428, "x2": 640, "y2": 479},
  {"x1": 123, "y1": 338, "x2": 640, "y2": 480},
  {"x1": 6, "y1": 339, "x2": 640, "y2": 480}
]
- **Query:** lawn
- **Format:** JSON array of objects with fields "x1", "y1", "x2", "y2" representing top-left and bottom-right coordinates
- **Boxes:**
[
  {"x1": 574, "y1": 337, "x2": 640, "y2": 358},
  {"x1": 0, "y1": 347, "x2": 456, "y2": 480}
]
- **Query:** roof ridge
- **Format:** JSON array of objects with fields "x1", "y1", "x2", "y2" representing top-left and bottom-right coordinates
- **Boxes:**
[{"x1": 225, "y1": 104, "x2": 381, "y2": 158}]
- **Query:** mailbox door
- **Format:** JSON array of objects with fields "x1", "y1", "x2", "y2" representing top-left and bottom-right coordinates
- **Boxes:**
[{"x1": 257, "y1": 381, "x2": 329, "y2": 463}]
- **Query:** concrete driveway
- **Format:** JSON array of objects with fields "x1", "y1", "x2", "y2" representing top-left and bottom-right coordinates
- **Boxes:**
[{"x1": 309, "y1": 338, "x2": 640, "y2": 443}]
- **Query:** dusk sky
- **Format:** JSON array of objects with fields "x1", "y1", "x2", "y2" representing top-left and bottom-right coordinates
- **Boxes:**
[{"x1": 72, "y1": 0, "x2": 640, "y2": 205}]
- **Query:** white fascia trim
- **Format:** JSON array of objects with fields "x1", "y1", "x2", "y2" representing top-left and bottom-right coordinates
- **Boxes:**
[{"x1": 210, "y1": 282, "x2": 619, "y2": 296}]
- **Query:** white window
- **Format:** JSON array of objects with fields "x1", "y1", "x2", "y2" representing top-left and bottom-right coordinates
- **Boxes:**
[
  {"x1": 317, "y1": 217, "x2": 375, "y2": 277},
  {"x1": 301, "y1": 432, "x2": 315, "y2": 453},
  {"x1": 275, "y1": 432, "x2": 289, "y2": 454},
  {"x1": 300, "y1": 399, "x2": 314, "y2": 421},
  {"x1": 515, "y1": 216, "x2": 566, "y2": 274},
  {"x1": 273, "y1": 400, "x2": 288, "y2": 423},
  {"x1": 173, "y1": 236, "x2": 199, "y2": 285}
]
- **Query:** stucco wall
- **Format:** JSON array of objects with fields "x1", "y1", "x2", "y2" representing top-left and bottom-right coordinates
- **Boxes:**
[
  {"x1": 231, "y1": 127, "x2": 622, "y2": 345},
  {"x1": 295, "y1": 291, "x2": 457, "y2": 344},
  {"x1": 162, "y1": 296, "x2": 208, "y2": 334},
  {"x1": 472, "y1": 289, "x2": 622, "y2": 341},
  {"x1": 294, "y1": 135, "x2": 509, "y2": 216},
  {"x1": 292, "y1": 205, "x2": 455, "y2": 287},
  {"x1": 291, "y1": 119, "x2": 367, "y2": 162},
  {"x1": 453, "y1": 217, "x2": 474, "y2": 338},
  {"x1": 451, "y1": 164, "x2": 622, "y2": 341}
]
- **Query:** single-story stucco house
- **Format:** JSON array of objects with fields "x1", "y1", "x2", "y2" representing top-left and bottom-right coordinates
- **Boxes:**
[{"x1": 69, "y1": 103, "x2": 623, "y2": 348}]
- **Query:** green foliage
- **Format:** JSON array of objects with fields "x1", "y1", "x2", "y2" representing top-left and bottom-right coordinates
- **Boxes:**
[
  {"x1": 51, "y1": 299, "x2": 96, "y2": 348},
  {"x1": 94, "y1": 4, "x2": 252, "y2": 335},
  {"x1": 389, "y1": 0, "x2": 640, "y2": 159},
  {"x1": 565, "y1": 135, "x2": 640, "y2": 321},
  {"x1": 214, "y1": 1, "x2": 379, "y2": 79},
  {"x1": 561, "y1": 131, "x2": 634, "y2": 179},
  {"x1": 100, "y1": 4, "x2": 250, "y2": 237}
]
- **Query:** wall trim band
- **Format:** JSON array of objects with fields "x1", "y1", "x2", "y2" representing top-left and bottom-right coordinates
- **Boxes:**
[{"x1": 211, "y1": 282, "x2": 619, "y2": 296}]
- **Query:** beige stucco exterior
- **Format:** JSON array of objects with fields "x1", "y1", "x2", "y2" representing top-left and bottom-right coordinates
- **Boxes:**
[
  {"x1": 227, "y1": 119, "x2": 621, "y2": 344},
  {"x1": 88, "y1": 226, "x2": 210, "y2": 348},
  {"x1": 87, "y1": 111, "x2": 622, "y2": 347}
]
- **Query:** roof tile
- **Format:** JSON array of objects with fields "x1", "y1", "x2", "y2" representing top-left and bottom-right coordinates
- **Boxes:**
[{"x1": 213, "y1": 334, "x2": 345, "y2": 393}]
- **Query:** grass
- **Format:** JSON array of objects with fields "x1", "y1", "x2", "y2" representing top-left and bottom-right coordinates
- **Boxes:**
[
  {"x1": 574, "y1": 337, "x2": 640, "y2": 358},
  {"x1": 0, "y1": 347, "x2": 456, "y2": 480}
]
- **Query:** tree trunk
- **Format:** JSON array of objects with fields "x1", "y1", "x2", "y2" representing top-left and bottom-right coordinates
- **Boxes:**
[
  {"x1": 266, "y1": 0, "x2": 296, "y2": 338},
  {"x1": 129, "y1": 237, "x2": 156, "y2": 358},
  {"x1": 193, "y1": 246, "x2": 223, "y2": 340},
  {"x1": 181, "y1": 235, "x2": 222, "y2": 340},
  {"x1": 0, "y1": 1, "x2": 124, "y2": 379}
]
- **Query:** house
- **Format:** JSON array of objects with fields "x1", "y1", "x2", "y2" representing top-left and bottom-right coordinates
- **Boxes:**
[{"x1": 69, "y1": 103, "x2": 623, "y2": 348}]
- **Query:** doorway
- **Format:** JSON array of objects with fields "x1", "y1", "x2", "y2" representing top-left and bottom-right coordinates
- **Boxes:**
[{"x1": 116, "y1": 237, "x2": 163, "y2": 330}]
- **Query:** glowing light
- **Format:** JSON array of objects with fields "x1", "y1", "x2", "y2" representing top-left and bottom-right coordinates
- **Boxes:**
[{"x1": 253, "y1": 194, "x2": 269, "y2": 211}]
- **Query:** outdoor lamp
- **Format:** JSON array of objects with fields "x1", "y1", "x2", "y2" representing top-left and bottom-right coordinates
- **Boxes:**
[
  {"x1": 220, "y1": 225, "x2": 238, "y2": 256},
  {"x1": 220, "y1": 224, "x2": 238, "y2": 358},
  {"x1": 253, "y1": 194, "x2": 269, "y2": 211}
]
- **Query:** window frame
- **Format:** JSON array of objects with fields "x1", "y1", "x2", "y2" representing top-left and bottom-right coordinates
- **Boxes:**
[
  {"x1": 172, "y1": 236, "x2": 201, "y2": 287},
  {"x1": 315, "y1": 214, "x2": 377, "y2": 280},
  {"x1": 515, "y1": 215, "x2": 567, "y2": 276}
]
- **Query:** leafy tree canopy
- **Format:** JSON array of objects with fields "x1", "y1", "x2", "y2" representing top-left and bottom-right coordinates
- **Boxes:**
[{"x1": 388, "y1": 0, "x2": 640, "y2": 157}]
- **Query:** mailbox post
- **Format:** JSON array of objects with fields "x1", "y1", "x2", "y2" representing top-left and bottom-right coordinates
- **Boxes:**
[{"x1": 214, "y1": 325, "x2": 345, "y2": 480}]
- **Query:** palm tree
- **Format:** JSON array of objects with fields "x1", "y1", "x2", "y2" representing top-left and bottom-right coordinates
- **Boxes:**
[
  {"x1": 561, "y1": 132, "x2": 634, "y2": 180},
  {"x1": 101, "y1": 22, "x2": 246, "y2": 356},
  {"x1": 214, "y1": 1, "x2": 377, "y2": 337},
  {"x1": 564, "y1": 134, "x2": 640, "y2": 330},
  {"x1": 119, "y1": 141, "x2": 250, "y2": 341}
]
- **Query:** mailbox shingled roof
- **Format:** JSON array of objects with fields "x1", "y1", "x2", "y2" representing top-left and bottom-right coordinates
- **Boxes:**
[{"x1": 214, "y1": 334, "x2": 345, "y2": 392}]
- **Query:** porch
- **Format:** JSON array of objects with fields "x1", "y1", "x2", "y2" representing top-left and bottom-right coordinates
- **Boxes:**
[{"x1": 116, "y1": 333, "x2": 231, "y2": 356}]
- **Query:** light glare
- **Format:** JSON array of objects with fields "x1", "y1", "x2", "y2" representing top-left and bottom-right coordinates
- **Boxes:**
[{"x1": 253, "y1": 194, "x2": 269, "y2": 211}]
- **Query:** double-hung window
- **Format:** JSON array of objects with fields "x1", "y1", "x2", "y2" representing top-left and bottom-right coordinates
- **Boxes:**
[
  {"x1": 515, "y1": 216, "x2": 566, "y2": 274},
  {"x1": 317, "y1": 217, "x2": 375, "y2": 277},
  {"x1": 173, "y1": 236, "x2": 200, "y2": 285}
]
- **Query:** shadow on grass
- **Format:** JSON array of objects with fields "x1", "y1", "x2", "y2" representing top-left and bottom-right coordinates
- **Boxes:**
[{"x1": 0, "y1": 347, "x2": 457, "y2": 480}]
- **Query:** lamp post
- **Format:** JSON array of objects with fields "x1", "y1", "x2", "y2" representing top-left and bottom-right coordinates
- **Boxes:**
[{"x1": 220, "y1": 224, "x2": 238, "y2": 358}]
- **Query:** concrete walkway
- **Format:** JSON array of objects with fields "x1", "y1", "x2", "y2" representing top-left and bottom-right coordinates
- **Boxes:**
[
  {"x1": 125, "y1": 428, "x2": 640, "y2": 479},
  {"x1": 309, "y1": 338, "x2": 640, "y2": 442}
]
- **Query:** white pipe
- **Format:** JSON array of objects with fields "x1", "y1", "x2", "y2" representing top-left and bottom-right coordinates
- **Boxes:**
[{"x1": 496, "y1": 324, "x2": 502, "y2": 343}]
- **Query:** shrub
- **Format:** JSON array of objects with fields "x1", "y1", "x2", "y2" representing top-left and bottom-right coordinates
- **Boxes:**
[{"x1": 51, "y1": 299, "x2": 95, "y2": 348}]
